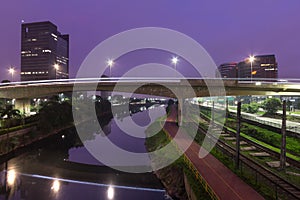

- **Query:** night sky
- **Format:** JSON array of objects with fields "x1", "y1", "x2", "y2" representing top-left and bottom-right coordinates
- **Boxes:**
[{"x1": 0, "y1": 0, "x2": 300, "y2": 81}]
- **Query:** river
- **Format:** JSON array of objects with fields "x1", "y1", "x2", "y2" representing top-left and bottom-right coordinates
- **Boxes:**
[{"x1": 0, "y1": 105, "x2": 168, "y2": 200}]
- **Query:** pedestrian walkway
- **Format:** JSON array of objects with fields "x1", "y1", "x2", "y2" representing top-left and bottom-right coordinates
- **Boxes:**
[
  {"x1": 163, "y1": 105, "x2": 264, "y2": 200},
  {"x1": 229, "y1": 108, "x2": 300, "y2": 134}
]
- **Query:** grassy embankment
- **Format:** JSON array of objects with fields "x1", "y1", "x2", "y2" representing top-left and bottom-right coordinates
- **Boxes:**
[{"x1": 145, "y1": 117, "x2": 213, "y2": 200}]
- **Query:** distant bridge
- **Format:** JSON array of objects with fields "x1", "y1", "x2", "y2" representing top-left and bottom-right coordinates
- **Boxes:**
[{"x1": 1, "y1": 78, "x2": 300, "y2": 99}]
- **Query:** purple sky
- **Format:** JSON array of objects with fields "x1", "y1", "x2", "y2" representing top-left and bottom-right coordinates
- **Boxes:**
[{"x1": 0, "y1": 0, "x2": 300, "y2": 81}]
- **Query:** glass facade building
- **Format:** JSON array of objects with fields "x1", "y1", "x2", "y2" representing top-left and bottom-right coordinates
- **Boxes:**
[
  {"x1": 21, "y1": 21, "x2": 69, "y2": 81},
  {"x1": 237, "y1": 55, "x2": 278, "y2": 80},
  {"x1": 217, "y1": 55, "x2": 278, "y2": 80}
]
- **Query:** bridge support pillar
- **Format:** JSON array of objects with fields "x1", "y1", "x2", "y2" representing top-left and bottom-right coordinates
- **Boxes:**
[{"x1": 15, "y1": 98, "x2": 31, "y2": 116}]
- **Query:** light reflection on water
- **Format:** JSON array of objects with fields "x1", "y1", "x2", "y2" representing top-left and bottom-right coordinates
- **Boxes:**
[
  {"x1": 0, "y1": 105, "x2": 168, "y2": 200},
  {"x1": 0, "y1": 170, "x2": 167, "y2": 200}
]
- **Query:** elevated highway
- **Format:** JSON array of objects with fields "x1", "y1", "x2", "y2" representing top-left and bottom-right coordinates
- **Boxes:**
[{"x1": 1, "y1": 78, "x2": 300, "y2": 99}]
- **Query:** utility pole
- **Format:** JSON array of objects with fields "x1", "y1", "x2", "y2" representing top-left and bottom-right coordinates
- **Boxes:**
[
  {"x1": 212, "y1": 101, "x2": 215, "y2": 126},
  {"x1": 236, "y1": 102, "x2": 241, "y2": 169},
  {"x1": 280, "y1": 100, "x2": 287, "y2": 170}
]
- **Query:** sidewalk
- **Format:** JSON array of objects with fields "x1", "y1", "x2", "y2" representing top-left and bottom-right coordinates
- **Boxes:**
[
  {"x1": 163, "y1": 105, "x2": 264, "y2": 200},
  {"x1": 229, "y1": 108, "x2": 300, "y2": 134}
]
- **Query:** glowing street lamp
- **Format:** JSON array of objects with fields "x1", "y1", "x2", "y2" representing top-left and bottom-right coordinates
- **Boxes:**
[
  {"x1": 54, "y1": 64, "x2": 59, "y2": 79},
  {"x1": 7, "y1": 169, "x2": 16, "y2": 186},
  {"x1": 8, "y1": 67, "x2": 15, "y2": 82},
  {"x1": 107, "y1": 59, "x2": 114, "y2": 77},
  {"x1": 51, "y1": 179, "x2": 60, "y2": 193},
  {"x1": 107, "y1": 185, "x2": 114, "y2": 199},
  {"x1": 54, "y1": 64, "x2": 59, "y2": 70},
  {"x1": 171, "y1": 56, "x2": 179, "y2": 71},
  {"x1": 248, "y1": 55, "x2": 255, "y2": 82}
]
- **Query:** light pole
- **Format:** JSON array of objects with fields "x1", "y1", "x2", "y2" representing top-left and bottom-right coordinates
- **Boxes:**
[
  {"x1": 8, "y1": 67, "x2": 15, "y2": 82},
  {"x1": 171, "y1": 56, "x2": 179, "y2": 71},
  {"x1": 107, "y1": 59, "x2": 114, "y2": 77},
  {"x1": 248, "y1": 55, "x2": 255, "y2": 82},
  {"x1": 54, "y1": 64, "x2": 59, "y2": 79}
]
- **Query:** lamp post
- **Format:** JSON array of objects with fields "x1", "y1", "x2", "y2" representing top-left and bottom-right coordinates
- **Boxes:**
[
  {"x1": 248, "y1": 55, "x2": 255, "y2": 82},
  {"x1": 107, "y1": 59, "x2": 114, "y2": 77},
  {"x1": 8, "y1": 67, "x2": 15, "y2": 82},
  {"x1": 171, "y1": 56, "x2": 179, "y2": 71},
  {"x1": 54, "y1": 64, "x2": 59, "y2": 79}
]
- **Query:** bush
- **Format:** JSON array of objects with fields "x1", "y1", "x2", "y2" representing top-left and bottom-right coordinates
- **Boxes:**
[
  {"x1": 241, "y1": 102, "x2": 259, "y2": 114},
  {"x1": 262, "y1": 98, "x2": 281, "y2": 115}
]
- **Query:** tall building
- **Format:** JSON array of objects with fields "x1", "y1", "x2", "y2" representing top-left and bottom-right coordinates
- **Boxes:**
[
  {"x1": 216, "y1": 62, "x2": 238, "y2": 78},
  {"x1": 237, "y1": 55, "x2": 278, "y2": 80},
  {"x1": 216, "y1": 55, "x2": 278, "y2": 80},
  {"x1": 21, "y1": 21, "x2": 69, "y2": 81}
]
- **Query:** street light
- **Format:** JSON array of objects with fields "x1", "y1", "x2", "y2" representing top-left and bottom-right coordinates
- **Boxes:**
[
  {"x1": 248, "y1": 55, "x2": 255, "y2": 82},
  {"x1": 8, "y1": 67, "x2": 15, "y2": 82},
  {"x1": 171, "y1": 56, "x2": 179, "y2": 71},
  {"x1": 54, "y1": 64, "x2": 59, "y2": 79},
  {"x1": 54, "y1": 64, "x2": 59, "y2": 70},
  {"x1": 107, "y1": 59, "x2": 114, "y2": 77}
]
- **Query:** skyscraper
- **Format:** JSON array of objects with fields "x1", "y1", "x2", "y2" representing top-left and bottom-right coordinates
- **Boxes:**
[
  {"x1": 237, "y1": 55, "x2": 278, "y2": 80},
  {"x1": 216, "y1": 55, "x2": 278, "y2": 80},
  {"x1": 21, "y1": 21, "x2": 69, "y2": 81},
  {"x1": 216, "y1": 62, "x2": 238, "y2": 78}
]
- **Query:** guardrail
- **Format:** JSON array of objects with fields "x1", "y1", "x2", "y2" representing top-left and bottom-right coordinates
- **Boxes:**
[{"x1": 240, "y1": 113, "x2": 300, "y2": 134}]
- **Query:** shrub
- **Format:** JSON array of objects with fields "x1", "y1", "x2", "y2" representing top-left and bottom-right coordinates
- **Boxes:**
[
  {"x1": 262, "y1": 98, "x2": 281, "y2": 115},
  {"x1": 241, "y1": 102, "x2": 259, "y2": 114}
]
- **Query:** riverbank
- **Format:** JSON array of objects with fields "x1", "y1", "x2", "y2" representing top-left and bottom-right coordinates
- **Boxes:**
[
  {"x1": 145, "y1": 120, "x2": 212, "y2": 200},
  {"x1": 0, "y1": 109, "x2": 113, "y2": 161}
]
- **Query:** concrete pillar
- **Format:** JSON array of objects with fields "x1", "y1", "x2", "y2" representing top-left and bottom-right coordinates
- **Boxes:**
[
  {"x1": 280, "y1": 100, "x2": 287, "y2": 170},
  {"x1": 15, "y1": 98, "x2": 31, "y2": 115},
  {"x1": 177, "y1": 98, "x2": 183, "y2": 127},
  {"x1": 236, "y1": 102, "x2": 241, "y2": 169}
]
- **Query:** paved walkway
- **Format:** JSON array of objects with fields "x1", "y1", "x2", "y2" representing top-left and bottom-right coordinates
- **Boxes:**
[
  {"x1": 230, "y1": 109, "x2": 300, "y2": 134},
  {"x1": 163, "y1": 105, "x2": 264, "y2": 200}
]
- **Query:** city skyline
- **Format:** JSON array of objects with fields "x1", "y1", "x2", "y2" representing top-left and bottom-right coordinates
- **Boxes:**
[{"x1": 0, "y1": 0, "x2": 300, "y2": 81}]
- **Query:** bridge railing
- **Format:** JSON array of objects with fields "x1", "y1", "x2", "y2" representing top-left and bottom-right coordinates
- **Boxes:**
[{"x1": 1, "y1": 77, "x2": 300, "y2": 87}]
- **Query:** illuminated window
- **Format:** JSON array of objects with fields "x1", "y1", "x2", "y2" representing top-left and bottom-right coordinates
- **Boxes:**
[
  {"x1": 265, "y1": 68, "x2": 275, "y2": 71},
  {"x1": 42, "y1": 49, "x2": 52, "y2": 53},
  {"x1": 51, "y1": 33, "x2": 58, "y2": 38},
  {"x1": 260, "y1": 63, "x2": 272, "y2": 67}
]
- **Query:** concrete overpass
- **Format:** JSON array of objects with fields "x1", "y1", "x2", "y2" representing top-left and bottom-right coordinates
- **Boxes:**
[
  {"x1": 1, "y1": 78, "x2": 300, "y2": 114},
  {"x1": 1, "y1": 78, "x2": 300, "y2": 99}
]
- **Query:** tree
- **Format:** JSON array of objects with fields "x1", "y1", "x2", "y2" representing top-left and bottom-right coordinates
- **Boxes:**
[
  {"x1": 262, "y1": 98, "x2": 282, "y2": 115},
  {"x1": 241, "y1": 102, "x2": 259, "y2": 114},
  {"x1": 1, "y1": 80, "x2": 10, "y2": 83},
  {"x1": 0, "y1": 105, "x2": 22, "y2": 128},
  {"x1": 0, "y1": 105, "x2": 21, "y2": 119}
]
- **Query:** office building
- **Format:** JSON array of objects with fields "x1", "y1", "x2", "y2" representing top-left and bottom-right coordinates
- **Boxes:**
[
  {"x1": 21, "y1": 21, "x2": 69, "y2": 81},
  {"x1": 216, "y1": 55, "x2": 278, "y2": 80},
  {"x1": 216, "y1": 62, "x2": 238, "y2": 78},
  {"x1": 237, "y1": 54, "x2": 278, "y2": 80}
]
